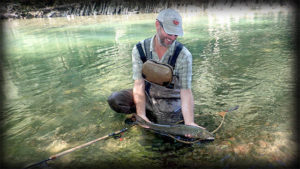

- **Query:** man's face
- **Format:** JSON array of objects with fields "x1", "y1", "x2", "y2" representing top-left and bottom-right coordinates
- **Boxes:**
[{"x1": 156, "y1": 21, "x2": 178, "y2": 47}]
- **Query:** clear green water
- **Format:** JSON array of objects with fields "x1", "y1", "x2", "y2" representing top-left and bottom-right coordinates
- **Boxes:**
[{"x1": 3, "y1": 7, "x2": 296, "y2": 168}]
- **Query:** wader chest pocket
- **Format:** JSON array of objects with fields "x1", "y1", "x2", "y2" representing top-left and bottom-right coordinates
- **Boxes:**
[{"x1": 142, "y1": 60, "x2": 173, "y2": 86}]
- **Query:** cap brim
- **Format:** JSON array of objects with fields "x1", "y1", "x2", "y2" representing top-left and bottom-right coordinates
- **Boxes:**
[{"x1": 163, "y1": 24, "x2": 183, "y2": 36}]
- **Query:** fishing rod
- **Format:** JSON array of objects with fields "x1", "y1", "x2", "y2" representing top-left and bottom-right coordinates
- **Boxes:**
[
  {"x1": 23, "y1": 127, "x2": 128, "y2": 169},
  {"x1": 211, "y1": 105, "x2": 239, "y2": 134}
]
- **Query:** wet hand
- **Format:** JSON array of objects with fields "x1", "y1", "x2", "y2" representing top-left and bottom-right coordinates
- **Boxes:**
[
  {"x1": 184, "y1": 122, "x2": 206, "y2": 138},
  {"x1": 187, "y1": 122, "x2": 206, "y2": 129},
  {"x1": 137, "y1": 114, "x2": 151, "y2": 128}
]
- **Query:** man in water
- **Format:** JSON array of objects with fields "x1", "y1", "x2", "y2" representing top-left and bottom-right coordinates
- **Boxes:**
[{"x1": 108, "y1": 8, "x2": 201, "y2": 130}]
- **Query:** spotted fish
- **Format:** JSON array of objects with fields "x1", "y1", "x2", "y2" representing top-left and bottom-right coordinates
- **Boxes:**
[{"x1": 134, "y1": 114, "x2": 214, "y2": 140}]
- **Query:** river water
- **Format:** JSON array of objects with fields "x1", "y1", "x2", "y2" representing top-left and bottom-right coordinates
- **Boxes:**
[{"x1": 2, "y1": 6, "x2": 297, "y2": 168}]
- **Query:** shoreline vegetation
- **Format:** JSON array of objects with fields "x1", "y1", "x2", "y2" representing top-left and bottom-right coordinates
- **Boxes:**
[{"x1": 0, "y1": 0, "x2": 293, "y2": 19}]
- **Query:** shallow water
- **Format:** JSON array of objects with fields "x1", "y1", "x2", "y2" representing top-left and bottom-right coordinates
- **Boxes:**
[{"x1": 2, "y1": 6, "x2": 296, "y2": 168}]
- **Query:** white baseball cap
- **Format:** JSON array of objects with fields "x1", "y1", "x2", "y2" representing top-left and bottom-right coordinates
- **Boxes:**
[{"x1": 156, "y1": 8, "x2": 183, "y2": 36}]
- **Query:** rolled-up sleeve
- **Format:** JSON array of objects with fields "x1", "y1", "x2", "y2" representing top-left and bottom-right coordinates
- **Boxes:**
[{"x1": 132, "y1": 44, "x2": 144, "y2": 80}]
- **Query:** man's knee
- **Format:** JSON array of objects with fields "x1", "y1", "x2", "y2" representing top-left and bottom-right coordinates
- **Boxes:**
[
  {"x1": 107, "y1": 92, "x2": 122, "y2": 111},
  {"x1": 107, "y1": 89, "x2": 134, "y2": 114},
  {"x1": 107, "y1": 92, "x2": 118, "y2": 106}
]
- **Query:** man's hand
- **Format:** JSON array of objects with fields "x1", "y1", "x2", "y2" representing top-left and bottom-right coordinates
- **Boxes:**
[
  {"x1": 133, "y1": 79, "x2": 150, "y2": 128},
  {"x1": 180, "y1": 89, "x2": 204, "y2": 138},
  {"x1": 184, "y1": 122, "x2": 206, "y2": 138},
  {"x1": 185, "y1": 122, "x2": 206, "y2": 129},
  {"x1": 137, "y1": 114, "x2": 151, "y2": 128}
]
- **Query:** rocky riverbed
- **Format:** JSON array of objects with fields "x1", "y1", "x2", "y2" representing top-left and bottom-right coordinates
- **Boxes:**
[{"x1": 0, "y1": 0, "x2": 292, "y2": 19}]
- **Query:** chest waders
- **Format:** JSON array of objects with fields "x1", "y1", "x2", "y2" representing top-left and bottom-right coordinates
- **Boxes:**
[{"x1": 136, "y1": 38, "x2": 184, "y2": 124}]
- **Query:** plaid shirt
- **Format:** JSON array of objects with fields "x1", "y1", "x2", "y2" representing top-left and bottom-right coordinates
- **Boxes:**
[{"x1": 132, "y1": 35, "x2": 192, "y2": 89}]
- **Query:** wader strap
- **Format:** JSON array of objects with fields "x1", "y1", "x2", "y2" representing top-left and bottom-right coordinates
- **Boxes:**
[
  {"x1": 136, "y1": 38, "x2": 182, "y2": 67},
  {"x1": 136, "y1": 38, "x2": 183, "y2": 90},
  {"x1": 168, "y1": 41, "x2": 183, "y2": 68},
  {"x1": 136, "y1": 38, "x2": 152, "y2": 94},
  {"x1": 145, "y1": 81, "x2": 151, "y2": 94},
  {"x1": 136, "y1": 42, "x2": 147, "y2": 63},
  {"x1": 144, "y1": 38, "x2": 152, "y2": 59}
]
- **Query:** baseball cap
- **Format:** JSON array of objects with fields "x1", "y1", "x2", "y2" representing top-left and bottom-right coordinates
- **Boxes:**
[{"x1": 156, "y1": 8, "x2": 183, "y2": 36}]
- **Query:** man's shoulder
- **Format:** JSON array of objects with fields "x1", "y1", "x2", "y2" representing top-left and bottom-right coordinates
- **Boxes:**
[
  {"x1": 133, "y1": 37, "x2": 152, "y2": 52},
  {"x1": 136, "y1": 37, "x2": 152, "y2": 45},
  {"x1": 179, "y1": 45, "x2": 192, "y2": 59}
]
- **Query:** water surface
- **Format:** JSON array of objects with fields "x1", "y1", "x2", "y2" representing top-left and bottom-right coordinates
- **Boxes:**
[{"x1": 3, "y1": 7, "x2": 296, "y2": 168}]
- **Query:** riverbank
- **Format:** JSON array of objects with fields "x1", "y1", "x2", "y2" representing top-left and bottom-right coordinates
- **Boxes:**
[{"x1": 0, "y1": 0, "x2": 293, "y2": 19}]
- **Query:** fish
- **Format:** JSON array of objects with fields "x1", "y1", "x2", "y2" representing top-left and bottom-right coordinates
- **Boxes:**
[{"x1": 133, "y1": 114, "x2": 215, "y2": 141}]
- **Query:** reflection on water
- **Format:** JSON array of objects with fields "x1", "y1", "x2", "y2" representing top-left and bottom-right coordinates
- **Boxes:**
[{"x1": 3, "y1": 6, "x2": 296, "y2": 168}]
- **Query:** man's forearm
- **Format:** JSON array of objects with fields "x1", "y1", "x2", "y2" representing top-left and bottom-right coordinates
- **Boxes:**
[
  {"x1": 180, "y1": 89, "x2": 195, "y2": 125},
  {"x1": 133, "y1": 79, "x2": 146, "y2": 116}
]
